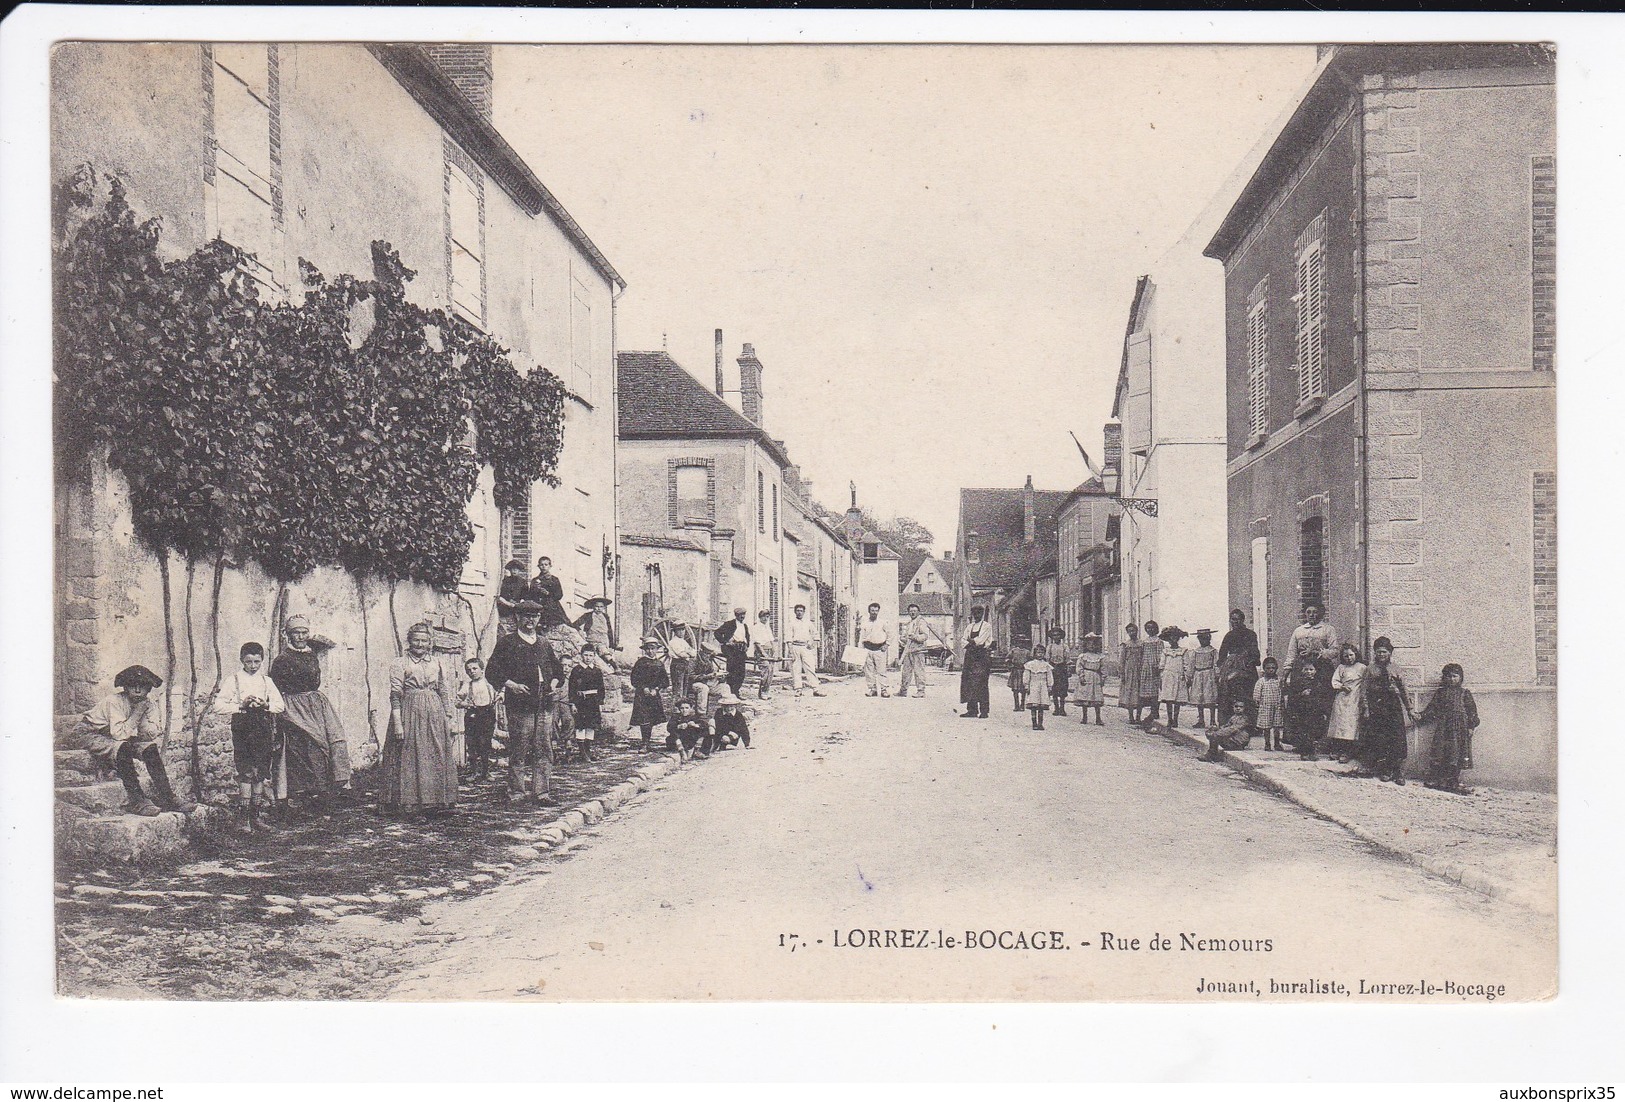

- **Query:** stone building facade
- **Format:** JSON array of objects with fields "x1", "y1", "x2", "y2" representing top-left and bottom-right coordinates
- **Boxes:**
[
  {"x1": 52, "y1": 42, "x2": 623, "y2": 795},
  {"x1": 1207, "y1": 44, "x2": 1555, "y2": 790}
]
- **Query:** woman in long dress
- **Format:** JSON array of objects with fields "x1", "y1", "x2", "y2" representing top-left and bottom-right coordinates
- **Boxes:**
[
  {"x1": 269, "y1": 614, "x2": 351, "y2": 817},
  {"x1": 1118, "y1": 623, "x2": 1143, "y2": 722},
  {"x1": 1418, "y1": 663, "x2": 1479, "y2": 794},
  {"x1": 381, "y1": 622, "x2": 457, "y2": 817},
  {"x1": 1359, "y1": 636, "x2": 1414, "y2": 785},
  {"x1": 1326, "y1": 644, "x2": 1366, "y2": 764}
]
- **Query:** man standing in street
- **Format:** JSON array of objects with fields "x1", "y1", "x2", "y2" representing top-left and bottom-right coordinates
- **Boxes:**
[
  {"x1": 753, "y1": 609, "x2": 778, "y2": 699},
  {"x1": 714, "y1": 607, "x2": 754, "y2": 697},
  {"x1": 898, "y1": 602, "x2": 947, "y2": 699},
  {"x1": 958, "y1": 605, "x2": 994, "y2": 718},
  {"x1": 860, "y1": 602, "x2": 891, "y2": 698},
  {"x1": 526, "y1": 555, "x2": 570, "y2": 631},
  {"x1": 484, "y1": 599, "x2": 564, "y2": 804},
  {"x1": 785, "y1": 603, "x2": 824, "y2": 698}
]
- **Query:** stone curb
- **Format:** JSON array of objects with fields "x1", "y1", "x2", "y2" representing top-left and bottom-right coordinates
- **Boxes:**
[{"x1": 1141, "y1": 720, "x2": 1538, "y2": 914}]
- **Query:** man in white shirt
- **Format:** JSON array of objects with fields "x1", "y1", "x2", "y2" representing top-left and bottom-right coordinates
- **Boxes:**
[
  {"x1": 785, "y1": 603, "x2": 824, "y2": 697},
  {"x1": 714, "y1": 607, "x2": 754, "y2": 696},
  {"x1": 753, "y1": 610, "x2": 778, "y2": 699},
  {"x1": 860, "y1": 602, "x2": 891, "y2": 697},
  {"x1": 898, "y1": 602, "x2": 949, "y2": 699}
]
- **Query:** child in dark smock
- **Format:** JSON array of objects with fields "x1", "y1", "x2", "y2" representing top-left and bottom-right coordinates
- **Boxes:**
[{"x1": 568, "y1": 644, "x2": 606, "y2": 762}]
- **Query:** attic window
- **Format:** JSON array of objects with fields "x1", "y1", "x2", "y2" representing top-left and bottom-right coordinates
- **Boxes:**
[
  {"x1": 966, "y1": 533, "x2": 979, "y2": 564},
  {"x1": 863, "y1": 542, "x2": 879, "y2": 564}
]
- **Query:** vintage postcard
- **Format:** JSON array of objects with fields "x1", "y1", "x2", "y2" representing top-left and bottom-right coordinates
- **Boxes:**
[{"x1": 41, "y1": 31, "x2": 1558, "y2": 1008}]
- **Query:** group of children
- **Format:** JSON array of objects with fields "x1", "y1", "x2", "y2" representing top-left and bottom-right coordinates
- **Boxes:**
[
  {"x1": 1006, "y1": 628, "x2": 1109, "y2": 731},
  {"x1": 628, "y1": 635, "x2": 754, "y2": 763}
]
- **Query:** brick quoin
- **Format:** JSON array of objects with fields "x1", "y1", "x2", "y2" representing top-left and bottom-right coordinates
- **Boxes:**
[
  {"x1": 1533, "y1": 471, "x2": 1557, "y2": 686},
  {"x1": 1531, "y1": 155, "x2": 1556, "y2": 372}
]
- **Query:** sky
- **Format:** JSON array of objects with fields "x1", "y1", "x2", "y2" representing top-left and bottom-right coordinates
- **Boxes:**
[{"x1": 497, "y1": 44, "x2": 1320, "y2": 553}]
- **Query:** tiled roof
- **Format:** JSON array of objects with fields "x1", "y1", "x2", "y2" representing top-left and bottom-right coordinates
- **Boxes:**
[
  {"x1": 899, "y1": 593, "x2": 953, "y2": 616},
  {"x1": 958, "y1": 486, "x2": 1070, "y2": 590},
  {"x1": 617, "y1": 351, "x2": 790, "y2": 467}
]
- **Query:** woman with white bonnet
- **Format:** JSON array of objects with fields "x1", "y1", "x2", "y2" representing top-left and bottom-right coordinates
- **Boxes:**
[
  {"x1": 380, "y1": 621, "x2": 457, "y2": 818},
  {"x1": 269, "y1": 613, "x2": 352, "y2": 816}
]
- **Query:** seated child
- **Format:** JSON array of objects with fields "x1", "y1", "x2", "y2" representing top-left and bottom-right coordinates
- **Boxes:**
[
  {"x1": 1203, "y1": 699, "x2": 1254, "y2": 761},
  {"x1": 215, "y1": 641, "x2": 286, "y2": 834},
  {"x1": 79, "y1": 664, "x2": 195, "y2": 817},
  {"x1": 710, "y1": 688, "x2": 752, "y2": 751},
  {"x1": 1023, "y1": 650, "x2": 1054, "y2": 731},
  {"x1": 458, "y1": 656, "x2": 498, "y2": 781},
  {"x1": 665, "y1": 699, "x2": 709, "y2": 763},
  {"x1": 567, "y1": 644, "x2": 606, "y2": 762}
]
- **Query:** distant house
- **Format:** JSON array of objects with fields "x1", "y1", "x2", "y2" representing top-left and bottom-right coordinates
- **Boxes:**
[
  {"x1": 901, "y1": 555, "x2": 953, "y2": 599},
  {"x1": 1055, "y1": 470, "x2": 1121, "y2": 654},
  {"x1": 953, "y1": 477, "x2": 1069, "y2": 654},
  {"x1": 784, "y1": 470, "x2": 862, "y2": 672},
  {"x1": 616, "y1": 342, "x2": 796, "y2": 640},
  {"x1": 1204, "y1": 43, "x2": 1555, "y2": 790}
]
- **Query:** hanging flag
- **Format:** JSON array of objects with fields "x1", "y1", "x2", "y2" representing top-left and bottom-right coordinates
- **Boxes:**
[{"x1": 1069, "y1": 431, "x2": 1102, "y2": 480}]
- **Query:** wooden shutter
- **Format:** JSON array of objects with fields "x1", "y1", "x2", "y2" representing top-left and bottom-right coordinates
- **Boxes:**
[
  {"x1": 1125, "y1": 332, "x2": 1153, "y2": 456},
  {"x1": 1295, "y1": 241, "x2": 1325, "y2": 405},
  {"x1": 1246, "y1": 299, "x2": 1269, "y2": 439}
]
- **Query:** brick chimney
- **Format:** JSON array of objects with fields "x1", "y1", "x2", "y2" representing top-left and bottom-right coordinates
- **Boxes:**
[
  {"x1": 1023, "y1": 474, "x2": 1035, "y2": 543},
  {"x1": 1102, "y1": 422, "x2": 1122, "y2": 479},
  {"x1": 738, "y1": 343, "x2": 765, "y2": 427},
  {"x1": 422, "y1": 44, "x2": 493, "y2": 121},
  {"x1": 714, "y1": 329, "x2": 725, "y2": 396}
]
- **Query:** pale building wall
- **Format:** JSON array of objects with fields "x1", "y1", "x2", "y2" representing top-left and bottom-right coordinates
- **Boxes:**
[{"x1": 51, "y1": 42, "x2": 619, "y2": 789}]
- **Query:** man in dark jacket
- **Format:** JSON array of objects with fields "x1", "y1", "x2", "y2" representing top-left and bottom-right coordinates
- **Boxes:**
[
  {"x1": 484, "y1": 600, "x2": 564, "y2": 802},
  {"x1": 713, "y1": 607, "x2": 754, "y2": 696}
]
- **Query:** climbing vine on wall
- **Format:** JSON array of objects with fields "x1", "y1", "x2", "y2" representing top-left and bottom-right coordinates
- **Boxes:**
[{"x1": 53, "y1": 166, "x2": 571, "y2": 591}]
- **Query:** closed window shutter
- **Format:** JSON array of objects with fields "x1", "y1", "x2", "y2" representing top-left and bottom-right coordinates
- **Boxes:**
[
  {"x1": 1295, "y1": 241, "x2": 1325, "y2": 404},
  {"x1": 1246, "y1": 300, "x2": 1269, "y2": 438}
]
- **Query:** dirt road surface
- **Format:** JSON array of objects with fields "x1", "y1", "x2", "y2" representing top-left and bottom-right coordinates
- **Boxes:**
[{"x1": 380, "y1": 667, "x2": 1554, "y2": 1002}]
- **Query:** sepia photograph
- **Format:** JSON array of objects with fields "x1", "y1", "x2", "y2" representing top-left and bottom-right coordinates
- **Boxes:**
[
  {"x1": 33, "y1": 30, "x2": 1566, "y2": 1009},
  {"x1": 34, "y1": 28, "x2": 1560, "y2": 1007}
]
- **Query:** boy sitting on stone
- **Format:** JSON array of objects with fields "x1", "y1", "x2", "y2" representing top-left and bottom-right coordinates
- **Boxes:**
[
  {"x1": 77, "y1": 664, "x2": 196, "y2": 817},
  {"x1": 1202, "y1": 699, "x2": 1255, "y2": 762}
]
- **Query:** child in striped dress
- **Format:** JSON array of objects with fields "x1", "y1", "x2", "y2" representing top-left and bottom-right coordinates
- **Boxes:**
[
  {"x1": 1118, "y1": 623, "x2": 1143, "y2": 722},
  {"x1": 1138, "y1": 621, "x2": 1164, "y2": 726},
  {"x1": 1188, "y1": 629, "x2": 1220, "y2": 728},
  {"x1": 1075, "y1": 633, "x2": 1106, "y2": 726},
  {"x1": 1252, "y1": 658, "x2": 1284, "y2": 751}
]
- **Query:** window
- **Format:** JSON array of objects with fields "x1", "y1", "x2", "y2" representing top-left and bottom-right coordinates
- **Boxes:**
[
  {"x1": 1294, "y1": 235, "x2": 1326, "y2": 409},
  {"x1": 212, "y1": 44, "x2": 277, "y2": 275},
  {"x1": 1246, "y1": 297, "x2": 1269, "y2": 441},
  {"x1": 571, "y1": 275, "x2": 593, "y2": 399},
  {"x1": 447, "y1": 160, "x2": 484, "y2": 325},
  {"x1": 674, "y1": 464, "x2": 710, "y2": 526},
  {"x1": 504, "y1": 498, "x2": 531, "y2": 566},
  {"x1": 863, "y1": 542, "x2": 879, "y2": 564},
  {"x1": 1299, "y1": 517, "x2": 1326, "y2": 614},
  {"x1": 965, "y1": 533, "x2": 979, "y2": 564},
  {"x1": 757, "y1": 471, "x2": 766, "y2": 534},
  {"x1": 914, "y1": 580, "x2": 923, "y2": 592},
  {"x1": 768, "y1": 578, "x2": 781, "y2": 641}
]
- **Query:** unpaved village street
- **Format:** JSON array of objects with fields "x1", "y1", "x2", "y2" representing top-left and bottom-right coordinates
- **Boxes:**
[{"x1": 376, "y1": 668, "x2": 1553, "y2": 1003}]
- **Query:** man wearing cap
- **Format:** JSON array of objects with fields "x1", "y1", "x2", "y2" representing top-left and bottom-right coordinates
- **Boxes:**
[
  {"x1": 77, "y1": 665, "x2": 195, "y2": 816},
  {"x1": 713, "y1": 607, "x2": 754, "y2": 697},
  {"x1": 483, "y1": 600, "x2": 564, "y2": 803},
  {"x1": 526, "y1": 555, "x2": 570, "y2": 631},
  {"x1": 860, "y1": 602, "x2": 892, "y2": 697},
  {"x1": 899, "y1": 602, "x2": 948, "y2": 699},
  {"x1": 495, "y1": 558, "x2": 529, "y2": 637},
  {"x1": 785, "y1": 603, "x2": 823, "y2": 698}
]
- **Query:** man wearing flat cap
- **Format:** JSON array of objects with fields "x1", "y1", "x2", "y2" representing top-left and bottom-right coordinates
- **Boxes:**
[
  {"x1": 713, "y1": 607, "x2": 754, "y2": 697},
  {"x1": 77, "y1": 665, "x2": 195, "y2": 816},
  {"x1": 484, "y1": 599, "x2": 564, "y2": 803},
  {"x1": 495, "y1": 558, "x2": 529, "y2": 637}
]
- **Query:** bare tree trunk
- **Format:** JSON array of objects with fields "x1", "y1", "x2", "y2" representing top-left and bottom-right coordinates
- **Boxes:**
[
  {"x1": 266, "y1": 582, "x2": 287, "y2": 662},
  {"x1": 459, "y1": 592, "x2": 485, "y2": 657},
  {"x1": 183, "y1": 556, "x2": 198, "y2": 774},
  {"x1": 186, "y1": 554, "x2": 227, "y2": 797},
  {"x1": 355, "y1": 572, "x2": 378, "y2": 746},
  {"x1": 159, "y1": 554, "x2": 175, "y2": 750},
  {"x1": 388, "y1": 579, "x2": 403, "y2": 657}
]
